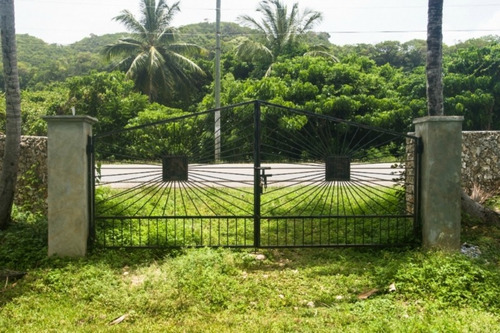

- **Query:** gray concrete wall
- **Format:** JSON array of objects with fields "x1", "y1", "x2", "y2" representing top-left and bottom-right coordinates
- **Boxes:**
[{"x1": 414, "y1": 116, "x2": 463, "y2": 251}]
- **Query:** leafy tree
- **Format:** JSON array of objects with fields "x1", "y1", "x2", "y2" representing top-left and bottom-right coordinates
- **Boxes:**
[
  {"x1": 65, "y1": 71, "x2": 150, "y2": 135},
  {"x1": 19, "y1": 87, "x2": 69, "y2": 136},
  {"x1": 200, "y1": 55, "x2": 412, "y2": 133},
  {"x1": 235, "y1": 0, "x2": 323, "y2": 76},
  {"x1": 401, "y1": 39, "x2": 427, "y2": 70},
  {"x1": 124, "y1": 104, "x2": 204, "y2": 159},
  {"x1": 0, "y1": 0, "x2": 22, "y2": 229},
  {"x1": 103, "y1": 0, "x2": 206, "y2": 104},
  {"x1": 444, "y1": 44, "x2": 500, "y2": 130}
]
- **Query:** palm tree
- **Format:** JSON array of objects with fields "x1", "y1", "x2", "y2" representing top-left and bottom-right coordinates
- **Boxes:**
[
  {"x1": 0, "y1": 0, "x2": 22, "y2": 229},
  {"x1": 236, "y1": 0, "x2": 324, "y2": 75},
  {"x1": 103, "y1": 0, "x2": 206, "y2": 103}
]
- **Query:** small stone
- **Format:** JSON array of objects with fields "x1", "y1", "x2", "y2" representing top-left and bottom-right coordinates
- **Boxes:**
[
  {"x1": 461, "y1": 243, "x2": 481, "y2": 258},
  {"x1": 306, "y1": 301, "x2": 315, "y2": 308},
  {"x1": 255, "y1": 254, "x2": 266, "y2": 261}
]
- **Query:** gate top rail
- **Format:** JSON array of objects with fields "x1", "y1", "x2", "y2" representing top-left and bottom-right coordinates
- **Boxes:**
[
  {"x1": 95, "y1": 100, "x2": 419, "y2": 140},
  {"x1": 94, "y1": 100, "x2": 256, "y2": 139}
]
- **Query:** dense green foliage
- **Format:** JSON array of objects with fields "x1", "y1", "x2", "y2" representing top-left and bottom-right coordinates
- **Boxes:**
[{"x1": 1, "y1": 20, "x2": 499, "y2": 137}]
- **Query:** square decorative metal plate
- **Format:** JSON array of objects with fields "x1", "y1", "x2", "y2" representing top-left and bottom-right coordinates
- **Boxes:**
[
  {"x1": 325, "y1": 156, "x2": 350, "y2": 181},
  {"x1": 162, "y1": 155, "x2": 188, "y2": 181}
]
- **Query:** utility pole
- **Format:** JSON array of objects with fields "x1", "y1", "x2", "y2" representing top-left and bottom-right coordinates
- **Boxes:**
[{"x1": 214, "y1": 0, "x2": 222, "y2": 162}]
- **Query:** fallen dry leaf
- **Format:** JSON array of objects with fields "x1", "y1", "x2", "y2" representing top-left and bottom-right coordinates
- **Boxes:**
[
  {"x1": 357, "y1": 288, "x2": 379, "y2": 300},
  {"x1": 109, "y1": 314, "x2": 128, "y2": 325}
]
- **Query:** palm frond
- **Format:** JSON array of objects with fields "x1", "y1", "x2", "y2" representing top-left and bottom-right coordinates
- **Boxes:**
[
  {"x1": 237, "y1": 14, "x2": 267, "y2": 34},
  {"x1": 264, "y1": 63, "x2": 274, "y2": 77},
  {"x1": 147, "y1": 46, "x2": 167, "y2": 74},
  {"x1": 157, "y1": 0, "x2": 180, "y2": 27},
  {"x1": 303, "y1": 50, "x2": 339, "y2": 62},
  {"x1": 164, "y1": 51, "x2": 206, "y2": 76},
  {"x1": 168, "y1": 43, "x2": 209, "y2": 57},
  {"x1": 299, "y1": 9, "x2": 323, "y2": 33},
  {"x1": 102, "y1": 38, "x2": 144, "y2": 59},
  {"x1": 113, "y1": 10, "x2": 148, "y2": 37},
  {"x1": 157, "y1": 27, "x2": 177, "y2": 44},
  {"x1": 235, "y1": 39, "x2": 273, "y2": 64}
]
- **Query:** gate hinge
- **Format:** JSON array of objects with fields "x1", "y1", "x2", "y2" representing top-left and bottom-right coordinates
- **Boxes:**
[
  {"x1": 86, "y1": 136, "x2": 94, "y2": 155},
  {"x1": 416, "y1": 138, "x2": 423, "y2": 154}
]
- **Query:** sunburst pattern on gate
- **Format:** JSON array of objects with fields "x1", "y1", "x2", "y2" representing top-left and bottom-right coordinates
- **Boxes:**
[{"x1": 89, "y1": 101, "x2": 420, "y2": 248}]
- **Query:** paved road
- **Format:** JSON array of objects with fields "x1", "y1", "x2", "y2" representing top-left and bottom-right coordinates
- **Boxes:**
[{"x1": 97, "y1": 162, "x2": 404, "y2": 189}]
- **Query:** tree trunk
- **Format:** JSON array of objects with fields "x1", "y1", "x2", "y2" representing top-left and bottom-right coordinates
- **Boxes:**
[
  {"x1": 0, "y1": 0, "x2": 22, "y2": 229},
  {"x1": 426, "y1": 0, "x2": 444, "y2": 116},
  {"x1": 461, "y1": 191, "x2": 500, "y2": 225}
]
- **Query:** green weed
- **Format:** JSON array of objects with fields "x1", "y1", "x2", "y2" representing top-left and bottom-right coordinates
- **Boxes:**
[{"x1": 1, "y1": 206, "x2": 500, "y2": 331}]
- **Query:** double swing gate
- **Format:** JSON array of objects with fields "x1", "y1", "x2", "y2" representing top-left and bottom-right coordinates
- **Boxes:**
[{"x1": 89, "y1": 101, "x2": 421, "y2": 248}]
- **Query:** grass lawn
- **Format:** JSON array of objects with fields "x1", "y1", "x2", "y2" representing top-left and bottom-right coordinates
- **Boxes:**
[{"x1": 1, "y1": 207, "x2": 500, "y2": 332}]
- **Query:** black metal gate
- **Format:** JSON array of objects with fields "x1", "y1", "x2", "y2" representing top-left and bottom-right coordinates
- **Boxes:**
[{"x1": 88, "y1": 101, "x2": 420, "y2": 248}]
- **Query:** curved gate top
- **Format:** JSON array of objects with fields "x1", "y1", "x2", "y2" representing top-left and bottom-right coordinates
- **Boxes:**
[{"x1": 88, "y1": 101, "x2": 420, "y2": 248}]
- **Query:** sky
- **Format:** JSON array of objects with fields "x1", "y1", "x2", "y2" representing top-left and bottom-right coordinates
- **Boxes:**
[{"x1": 13, "y1": 0, "x2": 500, "y2": 46}]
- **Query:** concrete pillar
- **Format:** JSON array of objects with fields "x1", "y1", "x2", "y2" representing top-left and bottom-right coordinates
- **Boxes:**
[
  {"x1": 44, "y1": 116, "x2": 97, "y2": 257},
  {"x1": 414, "y1": 116, "x2": 463, "y2": 251}
]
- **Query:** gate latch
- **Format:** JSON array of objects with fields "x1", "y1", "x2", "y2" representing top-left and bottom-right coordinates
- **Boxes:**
[{"x1": 256, "y1": 167, "x2": 272, "y2": 192}]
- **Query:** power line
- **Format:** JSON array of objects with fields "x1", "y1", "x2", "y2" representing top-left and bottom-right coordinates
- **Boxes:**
[{"x1": 15, "y1": 0, "x2": 500, "y2": 9}]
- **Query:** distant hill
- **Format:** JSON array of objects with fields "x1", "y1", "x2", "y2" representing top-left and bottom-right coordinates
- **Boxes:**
[
  {"x1": 4, "y1": 34, "x2": 108, "y2": 90},
  {"x1": 68, "y1": 33, "x2": 131, "y2": 54},
  {"x1": 178, "y1": 22, "x2": 256, "y2": 51}
]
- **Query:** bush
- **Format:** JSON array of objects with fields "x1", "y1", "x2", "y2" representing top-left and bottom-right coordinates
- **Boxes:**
[{"x1": 393, "y1": 251, "x2": 500, "y2": 310}]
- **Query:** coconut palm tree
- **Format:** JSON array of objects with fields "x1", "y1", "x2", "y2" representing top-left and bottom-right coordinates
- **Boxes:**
[
  {"x1": 0, "y1": 0, "x2": 22, "y2": 229},
  {"x1": 103, "y1": 0, "x2": 206, "y2": 103},
  {"x1": 236, "y1": 0, "x2": 324, "y2": 75}
]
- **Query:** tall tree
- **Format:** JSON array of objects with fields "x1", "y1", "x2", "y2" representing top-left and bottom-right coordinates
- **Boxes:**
[
  {"x1": 103, "y1": 0, "x2": 206, "y2": 104},
  {"x1": 426, "y1": 0, "x2": 444, "y2": 116},
  {"x1": 0, "y1": 0, "x2": 22, "y2": 229},
  {"x1": 236, "y1": 0, "x2": 323, "y2": 75}
]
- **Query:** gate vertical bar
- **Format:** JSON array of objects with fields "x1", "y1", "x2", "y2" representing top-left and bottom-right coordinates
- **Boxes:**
[
  {"x1": 87, "y1": 135, "x2": 96, "y2": 246},
  {"x1": 253, "y1": 101, "x2": 261, "y2": 247},
  {"x1": 413, "y1": 137, "x2": 423, "y2": 241}
]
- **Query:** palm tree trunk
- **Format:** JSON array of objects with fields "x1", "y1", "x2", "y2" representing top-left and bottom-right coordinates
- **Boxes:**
[
  {"x1": 426, "y1": 0, "x2": 444, "y2": 116},
  {"x1": 0, "y1": 0, "x2": 22, "y2": 229}
]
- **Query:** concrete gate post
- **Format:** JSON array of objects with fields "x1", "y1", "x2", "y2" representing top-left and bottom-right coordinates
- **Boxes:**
[
  {"x1": 414, "y1": 116, "x2": 463, "y2": 251},
  {"x1": 44, "y1": 116, "x2": 97, "y2": 257}
]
